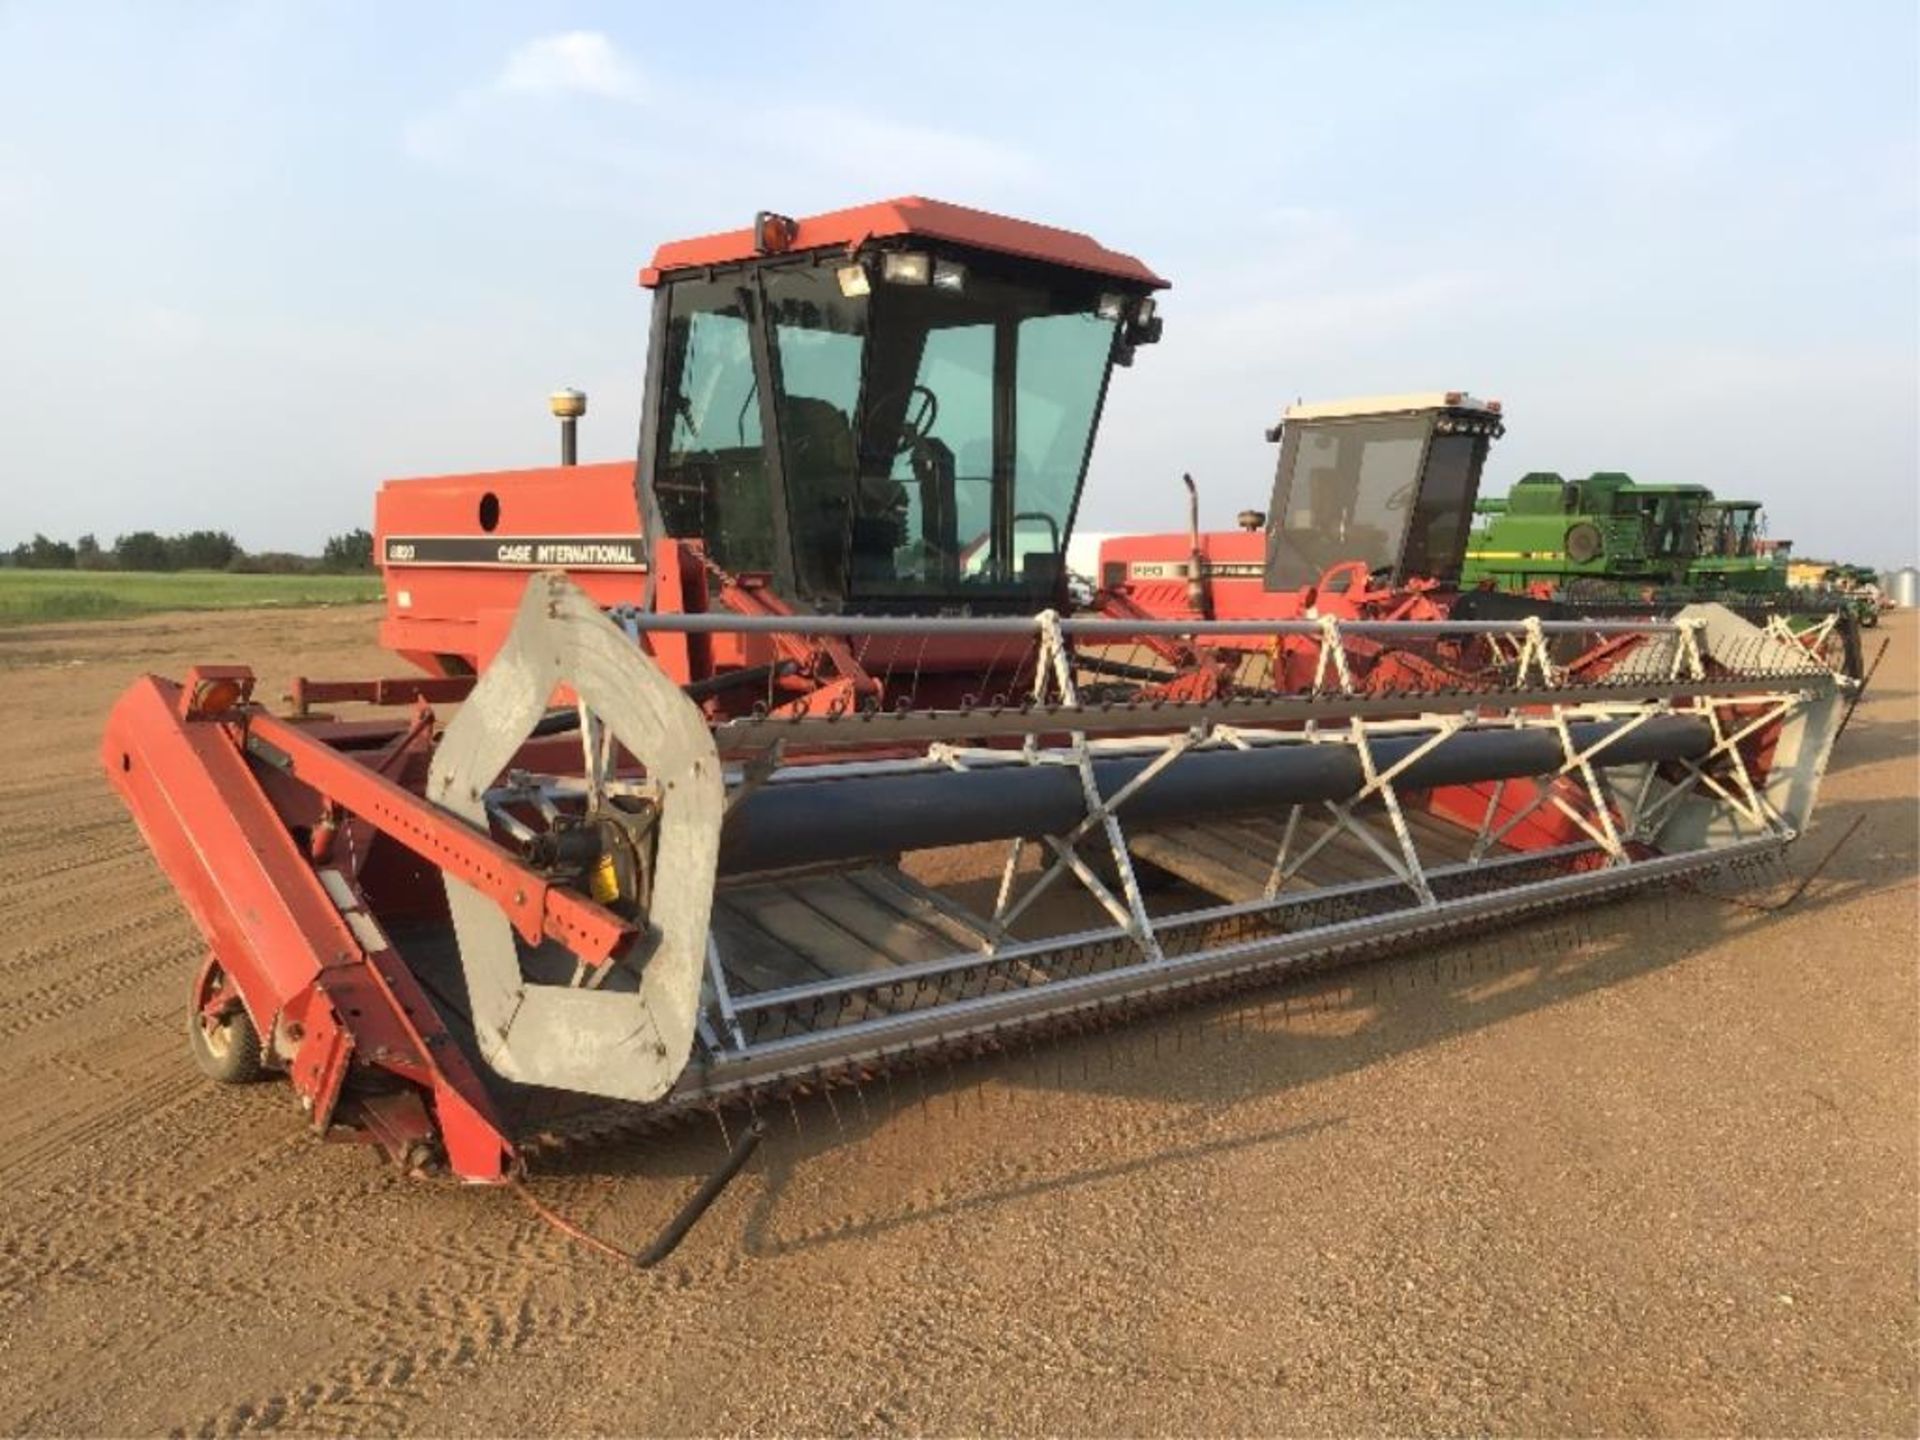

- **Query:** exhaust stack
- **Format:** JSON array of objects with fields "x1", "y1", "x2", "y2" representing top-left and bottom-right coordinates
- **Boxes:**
[
  {"x1": 1183, "y1": 472, "x2": 1211, "y2": 619},
  {"x1": 550, "y1": 387, "x2": 586, "y2": 466}
]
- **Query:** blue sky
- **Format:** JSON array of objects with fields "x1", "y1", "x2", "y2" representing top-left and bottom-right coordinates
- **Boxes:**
[{"x1": 1, "y1": 1, "x2": 1915, "y2": 566}]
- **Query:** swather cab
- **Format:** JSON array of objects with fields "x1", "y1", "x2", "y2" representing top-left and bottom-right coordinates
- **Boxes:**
[
  {"x1": 377, "y1": 197, "x2": 1166, "y2": 713},
  {"x1": 1098, "y1": 391, "x2": 1505, "y2": 623}
]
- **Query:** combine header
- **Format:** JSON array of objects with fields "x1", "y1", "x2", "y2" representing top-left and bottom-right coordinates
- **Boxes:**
[{"x1": 103, "y1": 200, "x2": 1845, "y2": 1230}]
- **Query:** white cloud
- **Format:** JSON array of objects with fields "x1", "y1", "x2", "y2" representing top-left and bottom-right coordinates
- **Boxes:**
[
  {"x1": 495, "y1": 31, "x2": 642, "y2": 101},
  {"x1": 402, "y1": 66, "x2": 1038, "y2": 216}
]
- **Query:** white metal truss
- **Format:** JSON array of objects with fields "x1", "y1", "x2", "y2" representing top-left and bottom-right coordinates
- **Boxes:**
[{"x1": 528, "y1": 598, "x2": 1845, "y2": 1097}]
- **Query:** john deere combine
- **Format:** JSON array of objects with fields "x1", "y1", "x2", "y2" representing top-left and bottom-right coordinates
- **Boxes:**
[
  {"x1": 1462, "y1": 471, "x2": 1866, "y2": 673},
  {"x1": 1460, "y1": 472, "x2": 1777, "y2": 595}
]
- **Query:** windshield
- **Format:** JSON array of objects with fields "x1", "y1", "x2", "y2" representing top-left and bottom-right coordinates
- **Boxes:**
[
  {"x1": 773, "y1": 261, "x2": 1117, "y2": 607},
  {"x1": 1402, "y1": 433, "x2": 1482, "y2": 580},
  {"x1": 1646, "y1": 495, "x2": 1695, "y2": 560},
  {"x1": 654, "y1": 256, "x2": 1123, "y2": 610},
  {"x1": 1265, "y1": 417, "x2": 1430, "y2": 587},
  {"x1": 1728, "y1": 506, "x2": 1761, "y2": 556},
  {"x1": 1696, "y1": 503, "x2": 1760, "y2": 558},
  {"x1": 654, "y1": 276, "x2": 775, "y2": 575}
]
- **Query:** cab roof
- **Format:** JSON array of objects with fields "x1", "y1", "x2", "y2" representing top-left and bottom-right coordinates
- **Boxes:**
[
  {"x1": 640, "y1": 196, "x2": 1167, "y2": 290},
  {"x1": 1281, "y1": 391, "x2": 1499, "y2": 422}
]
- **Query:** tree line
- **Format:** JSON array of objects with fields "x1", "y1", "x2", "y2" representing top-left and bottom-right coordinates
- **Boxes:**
[{"x1": 5, "y1": 529, "x2": 375, "y2": 574}]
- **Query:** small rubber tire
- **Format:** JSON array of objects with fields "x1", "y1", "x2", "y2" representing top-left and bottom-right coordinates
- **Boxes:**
[{"x1": 188, "y1": 967, "x2": 266, "y2": 1085}]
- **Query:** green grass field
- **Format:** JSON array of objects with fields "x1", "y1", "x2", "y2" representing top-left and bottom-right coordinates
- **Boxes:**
[{"x1": 0, "y1": 570, "x2": 384, "y2": 625}]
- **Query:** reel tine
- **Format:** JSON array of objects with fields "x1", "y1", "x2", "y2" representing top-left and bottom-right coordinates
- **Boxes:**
[
  {"x1": 851, "y1": 1068, "x2": 872, "y2": 1129},
  {"x1": 904, "y1": 1060, "x2": 930, "y2": 1133}
]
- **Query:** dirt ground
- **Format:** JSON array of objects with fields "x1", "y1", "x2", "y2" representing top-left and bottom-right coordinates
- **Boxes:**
[{"x1": 0, "y1": 606, "x2": 1913, "y2": 1437}]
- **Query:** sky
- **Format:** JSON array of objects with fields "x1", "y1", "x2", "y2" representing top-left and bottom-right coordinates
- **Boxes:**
[{"x1": 1, "y1": 1, "x2": 1915, "y2": 567}]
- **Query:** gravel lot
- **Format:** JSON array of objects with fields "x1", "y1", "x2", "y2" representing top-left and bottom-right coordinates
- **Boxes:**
[{"x1": 0, "y1": 606, "x2": 1912, "y2": 1436}]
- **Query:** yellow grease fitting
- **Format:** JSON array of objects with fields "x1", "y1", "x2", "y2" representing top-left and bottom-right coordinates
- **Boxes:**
[{"x1": 590, "y1": 853, "x2": 622, "y2": 905}]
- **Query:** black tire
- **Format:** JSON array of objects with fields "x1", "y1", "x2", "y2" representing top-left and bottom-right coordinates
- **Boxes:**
[
  {"x1": 1563, "y1": 576, "x2": 1618, "y2": 603},
  {"x1": 188, "y1": 966, "x2": 266, "y2": 1084},
  {"x1": 1832, "y1": 613, "x2": 1866, "y2": 682}
]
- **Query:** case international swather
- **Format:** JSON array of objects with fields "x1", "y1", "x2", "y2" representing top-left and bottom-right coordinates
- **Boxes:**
[{"x1": 102, "y1": 199, "x2": 1844, "y2": 1253}]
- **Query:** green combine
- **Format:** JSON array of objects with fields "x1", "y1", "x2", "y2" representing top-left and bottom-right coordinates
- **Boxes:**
[
  {"x1": 1463, "y1": 470, "x2": 1866, "y2": 674},
  {"x1": 1460, "y1": 471, "x2": 1778, "y2": 594}
]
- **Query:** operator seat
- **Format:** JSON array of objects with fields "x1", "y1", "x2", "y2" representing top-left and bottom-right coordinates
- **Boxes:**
[{"x1": 780, "y1": 396, "x2": 861, "y2": 595}]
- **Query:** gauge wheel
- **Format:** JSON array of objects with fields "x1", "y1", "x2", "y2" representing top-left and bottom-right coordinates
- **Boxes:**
[
  {"x1": 1564, "y1": 522, "x2": 1604, "y2": 565},
  {"x1": 188, "y1": 959, "x2": 265, "y2": 1084}
]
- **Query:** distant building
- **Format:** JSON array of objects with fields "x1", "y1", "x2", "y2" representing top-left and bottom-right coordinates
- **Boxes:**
[{"x1": 1065, "y1": 531, "x2": 1116, "y2": 586}]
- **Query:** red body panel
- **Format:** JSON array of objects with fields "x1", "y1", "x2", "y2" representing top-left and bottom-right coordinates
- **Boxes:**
[
  {"x1": 376, "y1": 462, "x2": 1048, "y2": 711},
  {"x1": 1098, "y1": 530, "x2": 1292, "y2": 622},
  {"x1": 1097, "y1": 530, "x2": 1451, "y2": 625},
  {"x1": 377, "y1": 460, "x2": 645, "y2": 673},
  {"x1": 1095, "y1": 531, "x2": 1457, "y2": 692}
]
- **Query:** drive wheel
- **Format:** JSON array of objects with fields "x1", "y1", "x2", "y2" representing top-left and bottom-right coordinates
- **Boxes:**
[
  {"x1": 1563, "y1": 576, "x2": 1617, "y2": 603},
  {"x1": 188, "y1": 959, "x2": 265, "y2": 1084}
]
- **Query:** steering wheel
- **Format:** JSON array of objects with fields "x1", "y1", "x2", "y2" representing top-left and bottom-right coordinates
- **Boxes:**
[{"x1": 874, "y1": 383, "x2": 939, "y2": 457}]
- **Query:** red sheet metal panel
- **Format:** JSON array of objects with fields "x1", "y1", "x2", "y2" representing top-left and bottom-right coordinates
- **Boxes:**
[
  {"x1": 101, "y1": 678, "x2": 516, "y2": 1181},
  {"x1": 644, "y1": 196, "x2": 1168, "y2": 289}
]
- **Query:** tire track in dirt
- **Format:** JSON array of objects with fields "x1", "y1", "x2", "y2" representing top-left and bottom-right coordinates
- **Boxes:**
[
  {"x1": 0, "y1": 1115, "x2": 328, "y2": 1305},
  {"x1": 85, "y1": 1139, "x2": 719, "y2": 1436},
  {"x1": 171, "y1": 1293, "x2": 548, "y2": 1440},
  {"x1": 0, "y1": 828, "x2": 148, "y2": 888},
  {"x1": 719, "y1": 1074, "x2": 1326, "y2": 1263},
  {"x1": 0, "y1": 932, "x2": 197, "y2": 1044},
  {"x1": 0, "y1": 795, "x2": 124, "y2": 841},
  {"x1": 0, "y1": 783, "x2": 123, "y2": 817},
  {"x1": 0, "y1": 865, "x2": 171, "y2": 943},
  {"x1": 163, "y1": 1188, "x2": 667, "y2": 1440},
  {"x1": 0, "y1": 1057, "x2": 202, "y2": 1182},
  {"x1": 8, "y1": 1080, "x2": 296, "y2": 1201}
]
